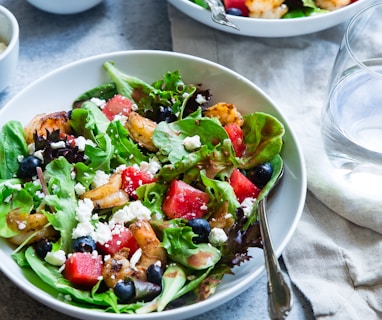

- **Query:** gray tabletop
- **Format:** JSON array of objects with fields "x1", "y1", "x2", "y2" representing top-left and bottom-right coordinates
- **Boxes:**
[{"x1": 0, "y1": 1, "x2": 313, "y2": 319}]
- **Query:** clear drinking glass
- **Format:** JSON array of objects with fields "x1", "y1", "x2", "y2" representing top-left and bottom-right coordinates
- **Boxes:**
[{"x1": 321, "y1": 2, "x2": 382, "y2": 192}]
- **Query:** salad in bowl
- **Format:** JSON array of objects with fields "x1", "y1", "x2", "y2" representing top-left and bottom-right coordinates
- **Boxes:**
[{"x1": 0, "y1": 51, "x2": 306, "y2": 319}]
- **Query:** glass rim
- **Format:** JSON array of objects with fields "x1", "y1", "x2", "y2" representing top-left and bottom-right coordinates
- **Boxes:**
[{"x1": 345, "y1": 1, "x2": 382, "y2": 80}]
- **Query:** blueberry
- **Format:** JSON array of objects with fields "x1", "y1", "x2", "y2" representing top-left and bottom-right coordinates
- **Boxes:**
[
  {"x1": 146, "y1": 106, "x2": 177, "y2": 123},
  {"x1": 226, "y1": 8, "x2": 243, "y2": 16},
  {"x1": 18, "y1": 156, "x2": 42, "y2": 179},
  {"x1": 186, "y1": 218, "x2": 211, "y2": 244},
  {"x1": 114, "y1": 279, "x2": 136, "y2": 303},
  {"x1": 247, "y1": 162, "x2": 273, "y2": 188},
  {"x1": 146, "y1": 264, "x2": 163, "y2": 286},
  {"x1": 72, "y1": 236, "x2": 96, "y2": 253},
  {"x1": 35, "y1": 238, "x2": 53, "y2": 259},
  {"x1": 156, "y1": 106, "x2": 177, "y2": 123}
]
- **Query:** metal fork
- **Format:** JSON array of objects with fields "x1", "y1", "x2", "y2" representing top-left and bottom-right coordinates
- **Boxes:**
[
  {"x1": 258, "y1": 167, "x2": 293, "y2": 319},
  {"x1": 205, "y1": 0, "x2": 239, "y2": 30}
]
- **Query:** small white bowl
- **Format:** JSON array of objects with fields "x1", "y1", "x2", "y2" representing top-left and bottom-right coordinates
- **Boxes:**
[
  {"x1": 26, "y1": 0, "x2": 103, "y2": 15},
  {"x1": 0, "y1": 5, "x2": 19, "y2": 92}
]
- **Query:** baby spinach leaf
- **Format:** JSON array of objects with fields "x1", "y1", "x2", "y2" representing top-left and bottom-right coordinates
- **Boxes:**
[
  {"x1": 0, "y1": 121, "x2": 28, "y2": 179},
  {"x1": 238, "y1": 112, "x2": 284, "y2": 169}
]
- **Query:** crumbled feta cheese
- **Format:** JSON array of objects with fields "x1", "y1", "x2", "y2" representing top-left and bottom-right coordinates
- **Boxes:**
[
  {"x1": 74, "y1": 183, "x2": 86, "y2": 196},
  {"x1": 90, "y1": 97, "x2": 106, "y2": 107},
  {"x1": 209, "y1": 227, "x2": 228, "y2": 246},
  {"x1": 183, "y1": 135, "x2": 201, "y2": 151},
  {"x1": 50, "y1": 141, "x2": 66, "y2": 149},
  {"x1": 72, "y1": 198, "x2": 95, "y2": 238},
  {"x1": 112, "y1": 200, "x2": 151, "y2": 224},
  {"x1": 140, "y1": 157, "x2": 161, "y2": 175},
  {"x1": 195, "y1": 93, "x2": 207, "y2": 105},
  {"x1": 17, "y1": 155, "x2": 24, "y2": 162},
  {"x1": 241, "y1": 197, "x2": 256, "y2": 217},
  {"x1": 74, "y1": 136, "x2": 87, "y2": 152},
  {"x1": 74, "y1": 136, "x2": 96, "y2": 152},
  {"x1": 33, "y1": 150, "x2": 44, "y2": 162},
  {"x1": 113, "y1": 114, "x2": 128, "y2": 125},
  {"x1": 45, "y1": 250, "x2": 67, "y2": 266},
  {"x1": 92, "y1": 170, "x2": 110, "y2": 188},
  {"x1": 92, "y1": 221, "x2": 112, "y2": 245}
]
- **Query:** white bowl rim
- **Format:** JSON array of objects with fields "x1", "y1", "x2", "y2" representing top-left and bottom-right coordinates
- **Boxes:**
[
  {"x1": 0, "y1": 5, "x2": 19, "y2": 60},
  {"x1": 0, "y1": 50, "x2": 307, "y2": 320}
]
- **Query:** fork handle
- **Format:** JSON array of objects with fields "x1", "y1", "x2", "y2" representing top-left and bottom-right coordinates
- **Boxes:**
[{"x1": 258, "y1": 198, "x2": 293, "y2": 320}]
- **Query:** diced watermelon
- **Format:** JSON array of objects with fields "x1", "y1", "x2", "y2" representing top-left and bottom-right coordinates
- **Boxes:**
[
  {"x1": 102, "y1": 94, "x2": 133, "y2": 121},
  {"x1": 229, "y1": 168, "x2": 261, "y2": 203},
  {"x1": 96, "y1": 225, "x2": 139, "y2": 258},
  {"x1": 121, "y1": 166, "x2": 156, "y2": 200},
  {"x1": 162, "y1": 180, "x2": 209, "y2": 220},
  {"x1": 224, "y1": 123, "x2": 246, "y2": 157},
  {"x1": 64, "y1": 252, "x2": 103, "y2": 287}
]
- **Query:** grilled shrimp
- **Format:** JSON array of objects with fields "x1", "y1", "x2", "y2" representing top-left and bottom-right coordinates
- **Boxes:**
[
  {"x1": 80, "y1": 173, "x2": 129, "y2": 209},
  {"x1": 246, "y1": 0, "x2": 288, "y2": 19},
  {"x1": 203, "y1": 102, "x2": 244, "y2": 127},
  {"x1": 24, "y1": 111, "x2": 71, "y2": 144},
  {"x1": 102, "y1": 220, "x2": 167, "y2": 288},
  {"x1": 102, "y1": 248, "x2": 133, "y2": 288},
  {"x1": 125, "y1": 111, "x2": 158, "y2": 152},
  {"x1": 129, "y1": 219, "x2": 167, "y2": 278},
  {"x1": 315, "y1": 0, "x2": 351, "y2": 11},
  {"x1": 7, "y1": 212, "x2": 58, "y2": 245}
]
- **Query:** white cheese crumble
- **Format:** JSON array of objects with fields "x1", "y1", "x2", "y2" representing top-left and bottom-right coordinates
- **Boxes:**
[
  {"x1": 74, "y1": 182, "x2": 86, "y2": 196},
  {"x1": 183, "y1": 135, "x2": 201, "y2": 151},
  {"x1": 195, "y1": 93, "x2": 207, "y2": 105},
  {"x1": 92, "y1": 221, "x2": 112, "y2": 245},
  {"x1": 72, "y1": 198, "x2": 95, "y2": 239},
  {"x1": 90, "y1": 97, "x2": 106, "y2": 107},
  {"x1": 241, "y1": 197, "x2": 256, "y2": 217},
  {"x1": 33, "y1": 150, "x2": 44, "y2": 162},
  {"x1": 45, "y1": 250, "x2": 67, "y2": 266},
  {"x1": 139, "y1": 157, "x2": 162, "y2": 175},
  {"x1": 50, "y1": 141, "x2": 66, "y2": 149},
  {"x1": 112, "y1": 200, "x2": 151, "y2": 224},
  {"x1": 209, "y1": 227, "x2": 228, "y2": 246},
  {"x1": 92, "y1": 170, "x2": 110, "y2": 188},
  {"x1": 17, "y1": 155, "x2": 24, "y2": 162}
]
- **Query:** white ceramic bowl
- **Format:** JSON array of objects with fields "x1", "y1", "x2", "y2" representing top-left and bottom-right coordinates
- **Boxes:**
[
  {"x1": 0, "y1": 5, "x2": 19, "y2": 92},
  {"x1": 0, "y1": 50, "x2": 307, "y2": 320},
  {"x1": 168, "y1": 0, "x2": 369, "y2": 37},
  {"x1": 26, "y1": 0, "x2": 103, "y2": 14}
]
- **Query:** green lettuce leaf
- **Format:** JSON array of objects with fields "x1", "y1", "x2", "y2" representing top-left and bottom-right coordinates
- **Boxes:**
[{"x1": 0, "y1": 121, "x2": 28, "y2": 179}]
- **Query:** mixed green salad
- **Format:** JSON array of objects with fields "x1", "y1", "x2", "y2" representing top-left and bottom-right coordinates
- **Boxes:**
[
  {"x1": 192, "y1": 0, "x2": 357, "y2": 19},
  {"x1": 0, "y1": 61, "x2": 285, "y2": 314}
]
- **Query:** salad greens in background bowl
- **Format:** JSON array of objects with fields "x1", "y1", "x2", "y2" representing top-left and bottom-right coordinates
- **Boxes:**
[
  {"x1": 168, "y1": 0, "x2": 368, "y2": 37},
  {"x1": 0, "y1": 50, "x2": 306, "y2": 320}
]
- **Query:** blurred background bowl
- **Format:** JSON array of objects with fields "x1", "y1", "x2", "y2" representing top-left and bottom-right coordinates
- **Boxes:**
[
  {"x1": 26, "y1": 0, "x2": 103, "y2": 15},
  {"x1": 0, "y1": 5, "x2": 19, "y2": 93}
]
